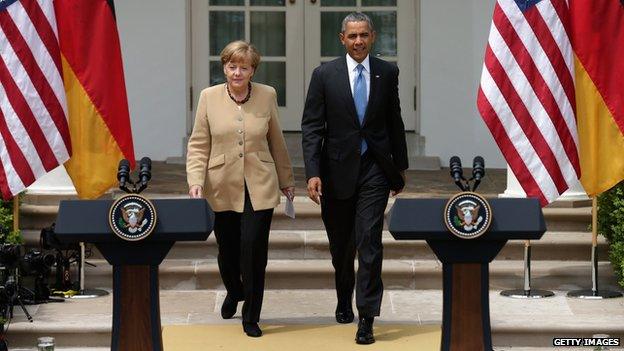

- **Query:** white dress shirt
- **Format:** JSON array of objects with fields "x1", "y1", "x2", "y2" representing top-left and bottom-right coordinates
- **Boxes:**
[{"x1": 346, "y1": 54, "x2": 370, "y2": 99}]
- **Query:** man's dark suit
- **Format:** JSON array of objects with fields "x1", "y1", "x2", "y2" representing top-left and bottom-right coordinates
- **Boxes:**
[{"x1": 301, "y1": 55, "x2": 408, "y2": 317}]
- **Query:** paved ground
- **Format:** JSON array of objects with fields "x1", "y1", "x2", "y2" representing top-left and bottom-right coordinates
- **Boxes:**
[{"x1": 8, "y1": 289, "x2": 624, "y2": 350}]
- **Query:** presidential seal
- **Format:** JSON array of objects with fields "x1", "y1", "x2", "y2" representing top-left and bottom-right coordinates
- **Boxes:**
[
  {"x1": 108, "y1": 194, "x2": 157, "y2": 241},
  {"x1": 444, "y1": 192, "x2": 492, "y2": 239}
]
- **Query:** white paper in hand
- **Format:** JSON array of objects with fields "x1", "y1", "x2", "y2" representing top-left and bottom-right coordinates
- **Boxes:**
[{"x1": 285, "y1": 196, "x2": 295, "y2": 219}]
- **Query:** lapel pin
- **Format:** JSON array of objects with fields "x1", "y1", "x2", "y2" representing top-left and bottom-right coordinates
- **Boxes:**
[{"x1": 375, "y1": 75, "x2": 380, "y2": 78}]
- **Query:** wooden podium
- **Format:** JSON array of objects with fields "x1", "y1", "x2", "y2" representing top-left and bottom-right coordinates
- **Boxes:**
[
  {"x1": 388, "y1": 198, "x2": 545, "y2": 351},
  {"x1": 54, "y1": 199, "x2": 213, "y2": 351}
]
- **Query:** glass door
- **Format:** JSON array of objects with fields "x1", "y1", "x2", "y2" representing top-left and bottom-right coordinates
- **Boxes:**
[
  {"x1": 191, "y1": 0, "x2": 416, "y2": 131},
  {"x1": 191, "y1": 0, "x2": 304, "y2": 130},
  {"x1": 303, "y1": 0, "x2": 416, "y2": 130}
]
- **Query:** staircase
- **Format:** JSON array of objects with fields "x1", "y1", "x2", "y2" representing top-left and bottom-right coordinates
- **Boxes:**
[{"x1": 7, "y1": 188, "x2": 623, "y2": 350}]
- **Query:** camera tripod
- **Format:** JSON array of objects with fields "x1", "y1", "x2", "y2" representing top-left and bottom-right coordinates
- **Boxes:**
[{"x1": 1, "y1": 272, "x2": 34, "y2": 323}]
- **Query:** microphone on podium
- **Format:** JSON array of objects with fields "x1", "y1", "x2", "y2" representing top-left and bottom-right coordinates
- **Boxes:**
[
  {"x1": 116, "y1": 157, "x2": 152, "y2": 194},
  {"x1": 117, "y1": 159, "x2": 131, "y2": 191},
  {"x1": 471, "y1": 156, "x2": 485, "y2": 192},
  {"x1": 137, "y1": 157, "x2": 152, "y2": 193},
  {"x1": 449, "y1": 156, "x2": 467, "y2": 191}
]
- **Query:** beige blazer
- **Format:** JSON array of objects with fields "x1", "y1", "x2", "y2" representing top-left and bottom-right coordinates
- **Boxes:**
[{"x1": 186, "y1": 83, "x2": 295, "y2": 212}]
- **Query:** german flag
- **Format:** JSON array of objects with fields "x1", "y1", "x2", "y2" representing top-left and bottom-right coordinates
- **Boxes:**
[
  {"x1": 54, "y1": 0, "x2": 135, "y2": 199},
  {"x1": 571, "y1": 0, "x2": 624, "y2": 196}
]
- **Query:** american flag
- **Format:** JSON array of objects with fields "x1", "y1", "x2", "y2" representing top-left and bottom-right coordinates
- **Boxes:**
[
  {"x1": 477, "y1": 0, "x2": 580, "y2": 206},
  {"x1": 0, "y1": 0, "x2": 71, "y2": 200}
]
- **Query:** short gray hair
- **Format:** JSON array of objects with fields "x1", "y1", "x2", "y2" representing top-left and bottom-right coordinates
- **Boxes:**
[{"x1": 341, "y1": 12, "x2": 374, "y2": 33}]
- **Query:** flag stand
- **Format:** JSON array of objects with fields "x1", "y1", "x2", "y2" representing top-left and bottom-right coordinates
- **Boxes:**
[
  {"x1": 568, "y1": 197, "x2": 622, "y2": 299},
  {"x1": 68, "y1": 242, "x2": 109, "y2": 299},
  {"x1": 501, "y1": 240, "x2": 555, "y2": 298}
]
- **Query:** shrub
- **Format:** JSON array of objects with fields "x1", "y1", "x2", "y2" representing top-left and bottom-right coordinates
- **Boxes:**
[
  {"x1": 0, "y1": 198, "x2": 23, "y2": 244},
  {"x1": 597, "y1": 181, "x2": 624, "y2": 289}
]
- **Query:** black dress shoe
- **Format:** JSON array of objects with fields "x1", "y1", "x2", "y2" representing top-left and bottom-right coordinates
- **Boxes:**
[
  {"x1": 355, "y1": 317, "x2": 375, "y2": 344},
  {"x1": 243, "y1": 322, "x2": 263, "y2": 337},
  {"x1": 335, "y1": 308, "x2": 354, "y2": 324},
  {"x1": 221, "y1": 295, "x2": 238, "y2": 319}
]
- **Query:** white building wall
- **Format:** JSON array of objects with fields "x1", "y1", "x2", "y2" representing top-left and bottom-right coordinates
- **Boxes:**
[
  {"x1": 112, "y1": 1, "x2": 506, "y2": 168},
  {"x1": 116, "y1": 1, "x2": 188, "y2": 161},
  {"x1": 419, "y1": 0, "x2": 506, "y2": 168}
]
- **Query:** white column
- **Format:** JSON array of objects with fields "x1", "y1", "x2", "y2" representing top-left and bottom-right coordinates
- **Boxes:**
[
  {"x1": 500, "y1": 165, "x2": 589, "y2": 200},
  {"x1": 26, "y1": 166, "x2": 76, "y2": 195}
]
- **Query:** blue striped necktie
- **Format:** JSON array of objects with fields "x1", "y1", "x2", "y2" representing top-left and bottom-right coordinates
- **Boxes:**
[{"x1": 354, "y1": 64, "x2": 368, "y2": 155}]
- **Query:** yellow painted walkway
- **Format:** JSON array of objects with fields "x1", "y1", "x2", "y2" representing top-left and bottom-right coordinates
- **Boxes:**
[{"x1": 163, "y1": 324, "x2": 441, "y2": 350}]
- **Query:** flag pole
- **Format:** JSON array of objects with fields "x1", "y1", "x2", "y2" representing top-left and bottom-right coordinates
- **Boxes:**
[
  {"x1": 568, "y1": 196, "x2": 622, "y2": 299},
  {"x1": 12, "y1": 195, "x2": 19, "y2": 233},
  {"x1": 501, "y1": 239, "x2": 554, "y2": 298}
]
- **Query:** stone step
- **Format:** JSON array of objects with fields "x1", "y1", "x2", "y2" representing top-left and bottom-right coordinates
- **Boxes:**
[
  {"x1": 74, "y1": 258, "x2": 617, "y2": 291},
  {"x1": 5, "y1": 289, "x2": 623, "y2": 349},
  {"x1": 22, "y1": 229, "x2": 607, "y2": 262},
  {"x1": 18, "y1": 197, "x2": 591, "y2": 233}
]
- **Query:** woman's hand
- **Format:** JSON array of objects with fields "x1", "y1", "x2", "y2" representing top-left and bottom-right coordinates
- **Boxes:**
[
  {"x1": 189, "y1": 185, "x2": 203, "y2": 198},
  {"x1": 281, "y1": 186, "x2": 295, "y2": 201}
]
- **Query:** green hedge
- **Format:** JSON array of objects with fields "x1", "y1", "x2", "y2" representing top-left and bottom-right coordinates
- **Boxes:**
[
  {"x1": 598, "y1": 181, "x2": 624, "y2": 289},
  {"x1": 0, "y1": 199, "x2": 23, "y2": 244}
]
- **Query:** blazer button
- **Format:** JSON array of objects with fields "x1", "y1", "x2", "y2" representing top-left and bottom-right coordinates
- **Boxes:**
[
  {"x1": 238, "y1": 141, "x2": 243, "y2": 146},
  {"x1": 238, "y1": 117, "x2": 243, "y2": 121},
  {"x1": 237, "y1": 129, "x2": 243, "y2": 134},
  {"x1": 239, "y1": 153, "x2": 243, "y2": 158}
]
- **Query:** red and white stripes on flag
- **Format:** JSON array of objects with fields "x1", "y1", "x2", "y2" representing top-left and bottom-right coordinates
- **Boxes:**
[
  {"x1": 477, "y1": 0, "x2": 580, "y2": 206},
  {"x1": 0, "y1": 0, "x2": 71, "y2": 200}
]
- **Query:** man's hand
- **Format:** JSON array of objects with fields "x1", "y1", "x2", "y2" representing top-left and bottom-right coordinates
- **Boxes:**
[
  {"x1": 189, "y1": 185, "x2": 203, "y2": 198},
  {"x1": 307, "y1": 177, "x2": 323, "y2": 205},
  {"x1": 391, "y1": 171, "x2": 406, "y2": 197}
]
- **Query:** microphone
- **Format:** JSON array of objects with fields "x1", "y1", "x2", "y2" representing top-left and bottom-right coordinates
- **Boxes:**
[
  {"x1": 472, "y1": 156, "x2": 485, "y2": 181},
  {"x1": 138, "y1": 157, "x2": 152, "y2": 186},
  {"x1": 472, "y1": 156, "x2": 485, "y2": 192},
  {"x1": 449, "y1": 156, "x2": 466, "y2": 191},
  {"x1": 117, "y1": 159, "x2": 131, "y2": 189}
]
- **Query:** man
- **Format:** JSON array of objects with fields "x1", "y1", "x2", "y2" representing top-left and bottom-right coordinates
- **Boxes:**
[{"x1": 301, "y1": 12, "x2": 408, "y2": 345}]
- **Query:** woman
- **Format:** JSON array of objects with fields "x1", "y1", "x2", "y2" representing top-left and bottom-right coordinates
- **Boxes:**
[{"x1": 186, "y1": 40, "x2": 295, "y2": 337}]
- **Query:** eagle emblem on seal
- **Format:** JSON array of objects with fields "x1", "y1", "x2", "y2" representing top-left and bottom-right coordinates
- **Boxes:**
[
  {"x1": 121, "y1": 205, "x2": 147, "y2": 233},
  {"x1": 455, "y1": 202, "x2": 483, "y2": 231}
]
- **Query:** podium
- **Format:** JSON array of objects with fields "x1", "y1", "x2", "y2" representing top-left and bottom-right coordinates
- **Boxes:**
[
  {"x1": 388, "y1": 198, "x2": 545, "y2": 351},
  {"x1": 54, "y1": 199, "x2": 213, "y2": 351}
]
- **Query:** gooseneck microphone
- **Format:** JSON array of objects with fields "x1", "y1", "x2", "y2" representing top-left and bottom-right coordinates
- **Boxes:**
[
  {"x1": 472, "y1": 156, "x2": 485, "y2": 191},
  {"x1": 138, "y1": 157, "x2": 152, "y2": 186},
  {"x1": 117, "y1": 159, "x2": 131, "y2": 189},
  {"x1": 449, "y1": 156, "x2": 467, "y2": 191},
  {"x1": 136, "y1": 157, "x2": 152, "y2": 193}
]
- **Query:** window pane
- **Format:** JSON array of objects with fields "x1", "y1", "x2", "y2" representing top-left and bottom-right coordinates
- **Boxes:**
[
  {"x1": 251, "y1": 12, "x2": 286, "y2": 56},
  {"x1": 321, "y1": 0, "x2": 356, "y2": 6},
  {"x1": 365, "y1": 11, "x2": 396, "y2": 56},
  {"x1": 209, "y1": 0, "x2": 244, "y2": 5},
  {"x1": 250, "y1": 0, "x2": 286, "y2": 5},
  {"x1": 321, "y1": 12, "x2": 349, "y2": 57},
  {"x1": 209, "y1": 11, "x2": 245, "y2": 56},
  {"x1": 254, "y1": 62, "x2": 286, "y2": 106},
  {"x1": 362, "y1": 0, "x2": 396, "y2": 6},
  {"x1": 209, "y1": 61, "x2": 225, "y2": 86}
]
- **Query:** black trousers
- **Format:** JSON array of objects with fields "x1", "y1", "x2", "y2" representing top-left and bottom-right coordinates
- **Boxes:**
[
  {"x1": 213, "y1": 187, "x2": 273, "y2": 323},
  {"x1": 321, "y1": 153, "x2": 390, "y2": 317}
]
